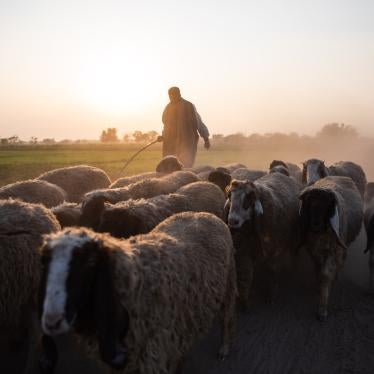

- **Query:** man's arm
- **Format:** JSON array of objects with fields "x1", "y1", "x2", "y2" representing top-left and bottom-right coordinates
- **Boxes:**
[{"x1": 193, "y1": 105, "x2": 210, "y2": 149}]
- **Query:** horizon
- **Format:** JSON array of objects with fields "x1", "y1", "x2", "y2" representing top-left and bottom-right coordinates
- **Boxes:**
[{"x1": 1, "y1": 0, "x2": 373, "y2": 140}]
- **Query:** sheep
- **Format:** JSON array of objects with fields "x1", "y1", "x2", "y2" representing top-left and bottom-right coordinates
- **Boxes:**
[
  {"x1": 225, "y1": 173, "x2": 301, "y2": 311},
  {"x1": 198, "y1": 167, "x2": 231, "y2": 182},
  {"x1": 269, "y1": 160, "x2": 302, "y2": 182},
  {"x1": 38, "y1": 165, "x2": 111, "y2": 203},
  {"x1": 81, "y1": 171, "x2": 199, "y2": 230},
  {"x1": 222, "y1": 163, "x2": 247, "y2": 173},
  {"x1": 51, "y1": 202, "x2": 81, "y2": 228},
  {"x1": 299, "y1": 176, "x2": 363, "y2": 321},
  {"x1": 269, "y1": 165, "x2": 290, "y2": 177},
  {"x1": 231, "y1": 168, "x2": 267, "y2": 182},
  {"x1": 39, "y1": 212, "x2": 237, "y2": 373},
  {"x1": 186, "y1": 165, "x2": 215, "y2": 174},
  {"x1": 364, "y1": 199, "x2": 374, "y2": 293},
  {"x1": 110, "y1": 172, "x2": 164, "y2": 189},
  {"x1": 0, "y1": 199, "x2": 60, "y2": 374},
  {"x1": 110, "y1": 156, "x2": 184, "y2": 189},
  {"x1": 98, "y1": 181, "x2": 226, "y2": 238},
  {"x1": 155, "y1": 155, "x2": 184, "y2": 173},
  {"x1": 302, "y1": 159, "x2": 367, "y2": 197},
  {"x1": 208, "y1": 170, "x2": 232, "y2": 193},
  {"x1": 0, "y1": 179, "x2": 66, "y2": 208},
  {"x1": 365, "y1": 182, "x2": 374, "y2": 205}
]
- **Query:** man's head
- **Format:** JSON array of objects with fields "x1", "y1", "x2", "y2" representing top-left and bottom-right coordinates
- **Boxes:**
[{"x1": 168, "y1": 86, "x2": 181, "y2": 102}]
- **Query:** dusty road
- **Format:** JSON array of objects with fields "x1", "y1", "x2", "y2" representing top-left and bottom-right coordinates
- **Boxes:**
[{"x1": 2, "y1": 230, "x2": 373, "y2": 374}]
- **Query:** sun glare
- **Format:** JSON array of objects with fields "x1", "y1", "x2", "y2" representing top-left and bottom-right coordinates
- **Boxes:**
[{"x1": 74, "y1": 53, "x2": 163, "y2": 116}]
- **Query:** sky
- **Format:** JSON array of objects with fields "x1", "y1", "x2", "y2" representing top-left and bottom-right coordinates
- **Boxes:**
[{"x1": 0, "y1": 0, "x2": 373, "y2": 140}]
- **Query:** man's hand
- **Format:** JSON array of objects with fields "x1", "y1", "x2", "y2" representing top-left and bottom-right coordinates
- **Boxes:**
[
  {"x1": 204, "y1": 139, "x2": 210, "y2": 150},
  {"x1": 157, "y1": 135, "x2": 164, "y2": 142}
]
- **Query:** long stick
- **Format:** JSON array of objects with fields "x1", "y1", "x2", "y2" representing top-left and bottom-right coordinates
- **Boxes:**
[{"x1": 117, "y1": 137, "x2": 162, "y2": 177}]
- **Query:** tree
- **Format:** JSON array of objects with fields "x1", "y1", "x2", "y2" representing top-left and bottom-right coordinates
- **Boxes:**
[
  {"x1": 317, "y1": 123, "x2": 358, "y2": 139},
  {"x1": 100, "y1": 128, "x2": 119, "y2": 143},
  {"x1": 123, "y1": 134, "x2": 131, "y2": 143},
  {"x1": 8, "y1": 135, "x2": 20, "y2": 144},
  {"x1": 132, "y1": 131, "x2": 150, "y2": 143}
]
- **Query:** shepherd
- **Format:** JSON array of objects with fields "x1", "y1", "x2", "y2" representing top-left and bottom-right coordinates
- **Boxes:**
[{"x1": 162, "y1": 86, "x2": 210, "y2": 167}]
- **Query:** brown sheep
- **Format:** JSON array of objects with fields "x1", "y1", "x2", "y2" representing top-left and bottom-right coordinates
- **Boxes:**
[
  {"x1": 98, "y1": 181, "x2": 226, "y2": 238},
  {"x1": 38, "y1": 165, "x2": 111, "y2": 203},
  {"x1": 0, "y1": 199, "x2": 60, "y2": 374},
  {"x1": 226, "y1": 173, "x2": 301, "y2": 311},
  {"x1": 299, "y1": 176, "x2": 363, "y2": 320},
  {"x1": 39, "y1": 212, "x2": 237, "y2": 373},
  {"x1": 81, "y1": 171, "x2": 199, "y2": 230},
  {"x1": 0, "y1": 180, "x2": 66, "y2": 208}
]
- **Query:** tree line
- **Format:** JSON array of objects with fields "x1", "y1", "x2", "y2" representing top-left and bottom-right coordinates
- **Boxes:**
[{"x1": 0, "y1": 123, "x2": 363, "y2": 146}]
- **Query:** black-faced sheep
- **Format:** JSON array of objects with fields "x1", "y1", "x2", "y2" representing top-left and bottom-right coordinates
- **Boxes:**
[
  {"x1": 155, "y1": 155, "x2": 184, "y2": 173},
  {"x1": 269, "y1": 160, "x2": 303, "y2": 183},
  {"x1": 51, "y1": 202, "x2": 81, "y2": 228},
  {"x1": 0, "y1": 199, "x2": 60, "y2": 374},
  {"x1": 364, "y1": 199, "x2": 374, "y2": 292},
  {"x1": 269, "y1": 164, "x2": 290, "y2": 177},
  {"x1": 0, "y1": 180, "x2": 66, "y2": 208},
  {"x1": 198, "y1": 167, "x2": 231, "y2": 182},
  {"x1": 38, "y1": 165, "x2": 111, "y2": 203},
  {"x1": 80, "y1": 171, "x2": 199, "y2": 230},
  {"x1": 231, "y1": 168, "x2": 267, "y2": 182},
  {"x1": 39, "y1": 212, "x2": 237, "y2": 373},
  {"x1": 98, "y1": 181, "x2": 226, "y2": 238},
  {"x1": 225, "y1": 173, "x2": 301, "y2": 310},
  {"x1": 110, "y1": 155, "x2": 184, "y2": 189},
  {"x1": 208, "y1": 170, "x2": 232, "y2": 193},
  {"x1": 299, "y1": 176, "x2": 363, "y2": 321},
  {"x1": 302, "y1": 159, "x2": 367, "y2": 197}
]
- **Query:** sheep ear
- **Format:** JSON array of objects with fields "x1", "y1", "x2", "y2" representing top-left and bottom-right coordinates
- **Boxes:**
[
  {"x1": 224, "y1": 199, "x2": 231, "y2": 223},
  {"x1": 329, "y1": 205, "x2": 347, "y2": 249},
  {"x1": 254, "y1": 199, "x2": 263, "y2": 216},
  {"x1": 94, "y1": 248, "x2": 129, "y2": 370}
]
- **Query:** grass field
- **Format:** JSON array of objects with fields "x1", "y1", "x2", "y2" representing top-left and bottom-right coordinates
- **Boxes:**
[
  {"x1": 1, "y1": 141, "x2": 373, "y2": 187},
  {"x1": 0, "y1": 144, "x2": 257, "y2": 187}
]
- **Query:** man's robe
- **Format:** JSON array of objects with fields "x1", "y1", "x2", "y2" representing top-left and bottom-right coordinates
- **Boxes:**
[{"x1": 162, "y1": 98, "x2": 199, "y2": 167}]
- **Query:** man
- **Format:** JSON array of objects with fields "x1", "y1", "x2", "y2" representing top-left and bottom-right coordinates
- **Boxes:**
[{"x1": 162, "y1": 87, "x2": 210, "y2": 167}]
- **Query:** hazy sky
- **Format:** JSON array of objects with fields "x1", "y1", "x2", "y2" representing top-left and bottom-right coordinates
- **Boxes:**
[{"x1": 1, "y1": 0, "x2": 373, "y2": 140}]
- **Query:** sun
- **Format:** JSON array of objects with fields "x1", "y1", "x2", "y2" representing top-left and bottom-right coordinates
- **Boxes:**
[{"x1": 74, "y1": 53, "x2": 163, "y2": 116}]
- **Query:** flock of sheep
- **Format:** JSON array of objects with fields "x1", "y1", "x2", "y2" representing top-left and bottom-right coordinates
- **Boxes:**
[{"x1": 0, "y1": 156, "x2": 373, "y2": 374}]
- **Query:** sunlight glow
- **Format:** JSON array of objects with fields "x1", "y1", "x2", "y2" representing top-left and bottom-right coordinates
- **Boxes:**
[{"x1": 73, "y1": 51, "x2": 164, "y2": 116}]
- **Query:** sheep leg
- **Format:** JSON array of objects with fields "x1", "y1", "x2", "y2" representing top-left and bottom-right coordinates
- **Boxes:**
[
  {"x1": 22, "y1": 309, "x2": 40, "y2": 374},
  {"x1": 369, "y1": 247, "x2": 374, "y2": 294},
  {"x1": 218, "y1": 261, "x2": 237, "y2": 360},
  {"x1": 316, "y1": 256, "x2": 336, "y2": 322},
  {"x1": 264, "y1": 260, "x2": 279, "y2": 304},
  {"x1": 235, "y1": 249, "x2": 253, "y2": 312}
]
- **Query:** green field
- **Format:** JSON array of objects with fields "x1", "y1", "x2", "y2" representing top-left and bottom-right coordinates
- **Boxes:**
[
  {"x1": 0, "y1": 144, "x2": 266, "y2": 187},
  {"x1": 1, "y1": 141, "x2": 373, "y2": 187}
]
